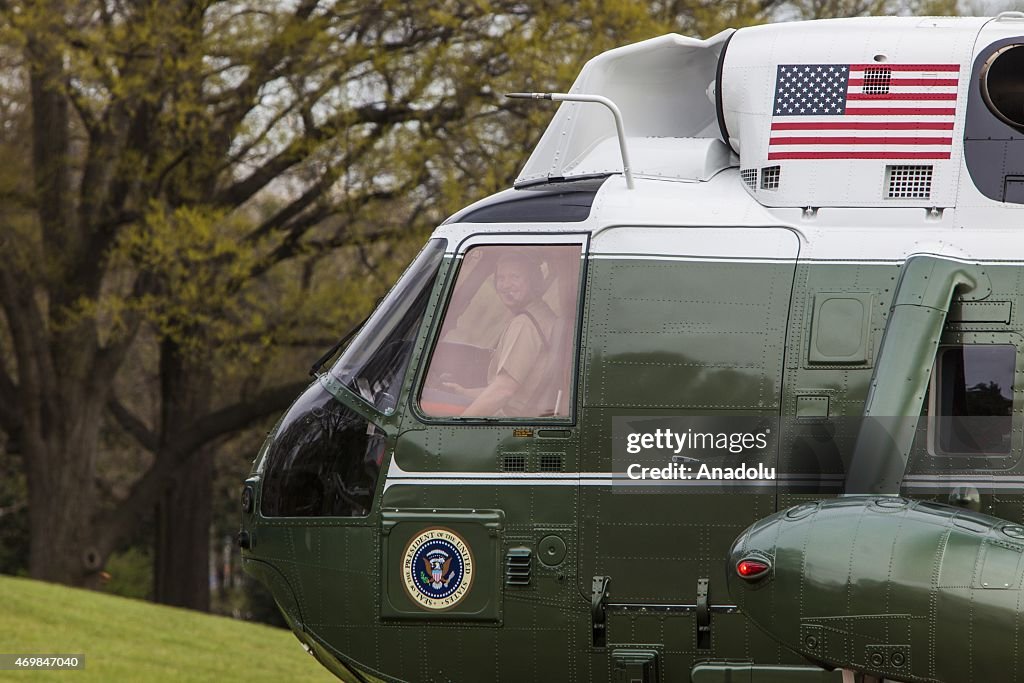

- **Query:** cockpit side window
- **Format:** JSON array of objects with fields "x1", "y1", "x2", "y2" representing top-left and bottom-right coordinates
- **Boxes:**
[
  {"x1": 261, "y1": 383, "x2": 386, "y2": 518},
  {"x1": 930, "y1": 345, "x2": 1015, "y2": 456},
  {"x1": 419, "y1": 243, "x2": 583, "y2": 419},
  {"x1": 330, "y1": 239, "x2": 447, "y2": 414}
]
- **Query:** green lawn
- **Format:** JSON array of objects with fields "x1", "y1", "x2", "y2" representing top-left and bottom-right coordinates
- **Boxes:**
[{"x1": 0, "y1": 575, "x2": 337, "y2": 682}]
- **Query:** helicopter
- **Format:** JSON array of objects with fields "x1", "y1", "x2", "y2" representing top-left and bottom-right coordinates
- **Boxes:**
[{"x1": 239, "y1": 13, "x2": 1024, "y2": 683}]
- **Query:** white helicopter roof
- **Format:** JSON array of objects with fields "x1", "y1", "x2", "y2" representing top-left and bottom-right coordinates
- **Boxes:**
[
  {"x1": 436, "y1": 14, "x2": 1024, "y2": 267},
  {"x1": 513, "y1": 15, "x2": 1024, "y2": 215}
]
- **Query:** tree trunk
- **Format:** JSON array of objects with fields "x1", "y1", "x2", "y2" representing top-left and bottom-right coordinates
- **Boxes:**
[
  {"x1": 152, "y1": 338, "x2": 213, "y2": 610},
  {"x1": 153, "y1": 447, "x2": 213, "y2": 610},
  {"x1": 18, "y1": 7, "x2": 110, "y2": 589},
  {"x1": 24, "y1": 397, "x2": 106, "y2": 587}
]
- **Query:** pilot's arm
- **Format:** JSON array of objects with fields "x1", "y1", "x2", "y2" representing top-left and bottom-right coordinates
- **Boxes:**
[
  {"x1": 460, "y1": 314, "x2": 542, "y2": 416},
  {"x1": 460, "y1": 371, "x2": 520, "y2": 416}
]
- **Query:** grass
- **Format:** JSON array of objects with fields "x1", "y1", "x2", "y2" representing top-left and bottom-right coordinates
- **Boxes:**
[{"x1": 0, "y1": 574, "x2": 337, "y2": 682}]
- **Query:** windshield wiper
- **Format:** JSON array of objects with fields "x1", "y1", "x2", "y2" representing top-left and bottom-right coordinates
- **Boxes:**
[
  {"x1": 309, "y1": 294, "x2": 388, "y2": 377},
  {"x1": 309, "y1": 319, "x2": 367, "y2": 377}
]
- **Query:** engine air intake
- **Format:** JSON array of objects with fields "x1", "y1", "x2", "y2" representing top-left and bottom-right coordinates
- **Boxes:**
[{"x1": 981, "y1": 44, "x2": 1024, "y2": 130}]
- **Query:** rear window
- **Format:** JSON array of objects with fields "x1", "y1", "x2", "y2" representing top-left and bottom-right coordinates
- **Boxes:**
[{"x1": 932, "y1": 345, "x2": 1015, "y2": 455}]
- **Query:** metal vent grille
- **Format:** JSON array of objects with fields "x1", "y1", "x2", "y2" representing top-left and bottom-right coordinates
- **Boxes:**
[
  {"x1": 502, "y1": 454, "x2": 527, "y2": 472},
  {"x1": 886, "y1": 165, "x2": 933, "y2": 199},
  {"x1": 539, "y1": 453, "x2": 564, "y2": 472},
  {"x1": 505, "y1": 547, "x2": 532, "y2": 586},
  {"x1": 863, "y1": 66, "x2": 892, "y2": 94},
  {"x1": 761, "y1": 165, "x2": 781, "y2": 190},
  {"x1": 741, "y1": 168, "x2": 757, "y2": 189}
]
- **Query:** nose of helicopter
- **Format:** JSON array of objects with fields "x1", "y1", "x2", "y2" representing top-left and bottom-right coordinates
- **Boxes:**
[{"x1": 237, "y1": 475, "x2": 307, "y2": 633}]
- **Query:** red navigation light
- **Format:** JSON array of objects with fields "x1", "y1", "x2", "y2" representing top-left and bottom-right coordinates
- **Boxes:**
[{"x1": 736, "y1": 558, "x2": 771, "y2": 580}]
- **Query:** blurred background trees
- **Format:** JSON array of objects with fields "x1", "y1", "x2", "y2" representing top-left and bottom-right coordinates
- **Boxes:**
[{"x1": 0, "y1": 0, "x2": 963, "y2": 621}]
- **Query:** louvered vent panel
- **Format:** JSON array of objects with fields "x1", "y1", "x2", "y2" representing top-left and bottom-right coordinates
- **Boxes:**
[
  {"x1": 741, "y1": 168, "x2": 758, "y2": 189},
  {"x1": 505, "y1": 547, "x2": 532, "y2": 586},
  {"x1": 863, "y1": 66, "x2": 892, "y2": 94},
  {"x1": 886, "y1": 165, "x2": 933, "y2": 199},
  {"x1": 761, "y1": 166, "x2": 781, "y2": 190},
  {"x1": 539, "y1": 453, "x2": 564, "y2": 472},
  {"x1": 502, "y1": 454, "x2": 527, "y2": 472}
]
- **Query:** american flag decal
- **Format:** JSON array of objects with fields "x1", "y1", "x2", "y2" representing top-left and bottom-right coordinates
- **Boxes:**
[{"x1": 769, "y1": 63, "x2": 960, "y2": 160}]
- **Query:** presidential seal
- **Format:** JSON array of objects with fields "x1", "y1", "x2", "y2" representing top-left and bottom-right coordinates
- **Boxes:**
[{"x1": 402, "y1": 527, "x2": 474, "y2": 610}]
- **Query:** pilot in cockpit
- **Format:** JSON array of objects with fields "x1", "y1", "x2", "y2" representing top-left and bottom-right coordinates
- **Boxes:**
[
  {"x1": 441, "y1": 251, "x2": 556, "y2": 416},
  {"x1": 420, "y1": 245, "x2": 579, "y2": 419}
]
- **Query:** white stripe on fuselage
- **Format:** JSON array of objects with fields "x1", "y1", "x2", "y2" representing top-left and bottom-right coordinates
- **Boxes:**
[{"x1": 383, "y1": 461, "x2": 1006, "y2": 491}]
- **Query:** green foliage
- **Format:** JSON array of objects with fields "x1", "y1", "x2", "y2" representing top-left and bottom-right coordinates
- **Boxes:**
[
  {"x1": 0, "y1": 575, "x2": 335, "y2": 682},
  {"x1": 101, "y1": 547, "x2": 153, "y2": 601},
  {"x1": 781, "y1": 0, "x2": 958, "y2": 18},
  {"x1": 109, "y1": 204, "x2": 266, "y2": 359}
]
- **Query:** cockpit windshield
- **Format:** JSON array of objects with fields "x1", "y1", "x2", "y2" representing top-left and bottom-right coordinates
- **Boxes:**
[{"x1": 329, "y1": 238, "x2": 447, "y2": 413}]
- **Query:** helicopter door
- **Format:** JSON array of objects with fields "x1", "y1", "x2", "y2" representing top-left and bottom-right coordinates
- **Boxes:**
[
  {"x1": 379, "y1": 235, "x2": 589, "y2": 674},
  {"x1": 577, "y1": 226, "x2": 800, "y2": 615}
]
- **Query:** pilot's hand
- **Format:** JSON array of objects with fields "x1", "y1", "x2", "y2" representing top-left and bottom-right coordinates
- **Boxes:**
[{"x1": 441, "y1": 381, "x2": 467, "y2": 396}]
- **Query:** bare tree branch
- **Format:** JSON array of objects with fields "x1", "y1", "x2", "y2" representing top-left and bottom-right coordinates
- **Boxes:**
[
  {"x1": 212, "y1": 130, "x2": 331, "y2": 208},
  {"x1": 97, "y1": 377, "x2": 310, "y2": 554},
  {"x1": 163, "y1": 379, "x2": 311, "y2": 462},
  {"x1": 76, "y1": 102, "x2": 131, "y2": 245},
  {"x1": 0, "y1": 502, "x2": 27, "y2": 519},
  {"x1": 0, "y1": 188, "x2": 39, "y2": 212},
  {"x1": 96, "y1": 453, "x2": 175, "y2": 556},
  {"x1": 0, "y1": 267, "x2": 55, "y2": 433},
  {"x1": 209, "y1": 0, "x2": 323, "y2": 144},
  {"x1": 0, "y1": 360, "x2": 20, "y2": 434},
  {"x1": 243, "y1": 172, "x2": 335, "y2": 243},
  {"x1": 26, "y1": 30, "x2": 75, "y2": 253},
  {"x1": 107, "y1": 396, "x2": 158, "y2": 452},
  {"x1": 65, "y1": 81, "x2": 99, "y2": 136},
  {"x1": 214, "y1": 100, "x2": 465, "y2": 210},
  {"x1": 92, "y1": 271, "x2": 153, "y2": 389},
  {"x1": 216, "y1": 65, "x2": 354, "y2": 172}
]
